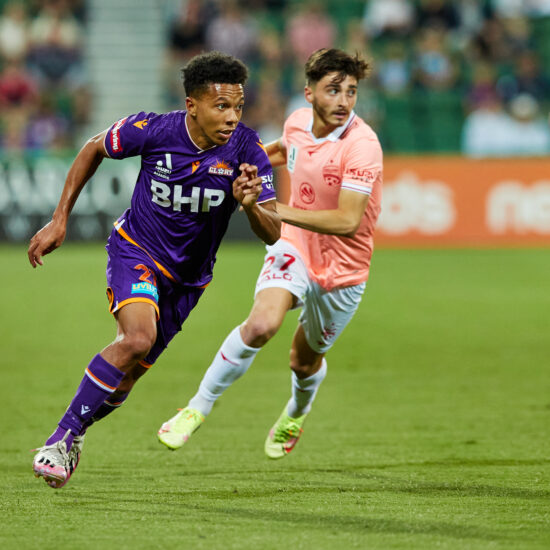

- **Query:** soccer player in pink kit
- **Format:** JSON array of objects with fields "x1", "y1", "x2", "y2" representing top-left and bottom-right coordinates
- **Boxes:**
[
  {"x1": 28, "y1": 51, "x2": 280, "y2": 488},
  {"x1": 158, "y1": 48, "x2": 383, "y2": 458}
]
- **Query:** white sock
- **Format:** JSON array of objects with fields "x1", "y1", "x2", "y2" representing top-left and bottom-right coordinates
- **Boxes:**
[
  {"x1": 188, "y1": 326, "x2": 260, "y2": 416},
  {"x1": 286, "y1": 359, "x2": 327, "y2": 418}
]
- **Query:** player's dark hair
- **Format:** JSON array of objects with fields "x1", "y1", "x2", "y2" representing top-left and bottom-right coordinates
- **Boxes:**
[
  {"x1": 305, "y1": 48, "x2": 369, "y2": 85},
  {"x1": 182, "y1": 51, "x2": 249, "y2": 97}
]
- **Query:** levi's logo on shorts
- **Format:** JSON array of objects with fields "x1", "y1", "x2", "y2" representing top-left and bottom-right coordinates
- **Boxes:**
[{"x1": 131, "y1": 282, "x2": 159, "y2": 301}]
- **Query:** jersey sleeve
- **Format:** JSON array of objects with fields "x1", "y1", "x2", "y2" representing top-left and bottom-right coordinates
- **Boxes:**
[
  {"x1": 104, "y1": 112, "x2": 157, "y2": 159},
  {"x1": 341, "y1": 136, "x2": 383, "y2": 196},
  {"x1": 244, "y1": 133, "x2": 276, "y2": 204}
]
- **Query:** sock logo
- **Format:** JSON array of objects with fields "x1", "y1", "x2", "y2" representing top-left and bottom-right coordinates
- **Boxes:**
[{"x1": 81, "y1": 404, "x2": 91, "y2": 415}]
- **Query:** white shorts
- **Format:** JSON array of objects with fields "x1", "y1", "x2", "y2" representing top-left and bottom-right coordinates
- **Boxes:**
[{"x1": 254, "y1": 239, "x2": 366, "y2": 353}]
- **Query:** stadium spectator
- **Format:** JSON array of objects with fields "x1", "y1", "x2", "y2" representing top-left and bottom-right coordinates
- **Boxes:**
[
  {"x1": 461, "y1": 92, "x2": 550, "y2": 156},
  {"x1": 157, "y1": 49, "x2": 383, "y2": 461},
  {"x1": 27, "y1": 0, "x2": 84, "y2": 87},
  {"x1": 497, "y1": 50, "x2": 550, "y2": 104},
  {"x1": 0, "y1": 1, "x2": 29, "y2": 60},
  {"x1": 0, "y1": 57, "x2": 38, "y2": 150},
  {"x1": 25, "y1": 93, "x2": 70, "y2": 151},
  {"x1": 376, "y1": 40, "x2": 412, "y2": 95},
  {"x1": 286, "y1": 1, "x2": 336, "y2": 64},
  {"x1": 415, "y1": 0, "x2": 461, "y2": 31},
  {"x1": 204, "y1": 0, "x2": 259, "y2": 63},
  {"x1": 361, "y1": 0, "x2": 415, "y2": 39},
  {"x1": 413, "y1": 26, "x2": 459, "y2": 90},
  {"x1": 29, "y1": 51, "x2": 280, "y2": 489}
]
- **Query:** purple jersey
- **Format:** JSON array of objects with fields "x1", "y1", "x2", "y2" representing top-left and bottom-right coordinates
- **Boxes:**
[{"x1": 103, "y1": 110, "x2": 275, "y2": 287}]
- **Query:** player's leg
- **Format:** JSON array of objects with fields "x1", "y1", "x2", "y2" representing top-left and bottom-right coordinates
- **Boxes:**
[
  {"x1": 158, "y1": 287, "x2": 295, "y2": 449},
  {"x1": 33, "y1": 302, "x2": 157, "y2": 488},
  {"x1": 264, "y1": 326, "x2": 327, "y2": 459},
  {"x1": 78, "y1": 305, "x2": 157, "y2": 434},
  {"x1": 158, "y1": 239, "x2": 309, "y2": 450},
  {"x1": 265, "y1": 280, "x2": 366, "y2": 459}
]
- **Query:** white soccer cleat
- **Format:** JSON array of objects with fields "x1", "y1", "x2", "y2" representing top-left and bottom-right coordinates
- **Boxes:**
[
  {"x1": 157, "y1": 407, "x2": 205, "y2": 450},
  {"x1": 32, "y1": 430, "x2": 71, "y2": 488}
]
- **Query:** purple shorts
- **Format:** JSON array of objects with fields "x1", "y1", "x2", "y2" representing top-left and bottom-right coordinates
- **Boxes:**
[{"x1": 105, "y1": 229, "x2": 205, "y2": 367}]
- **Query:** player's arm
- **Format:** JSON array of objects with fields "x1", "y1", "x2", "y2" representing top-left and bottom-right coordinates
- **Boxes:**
[
  {"x1": 276, "y1": 188, "x2": 368, "y2": 238},
  {"x1": 264, "y1": 138, "x2": 286, "y2": 167},
  {"x1": 233, "y1": 163, "x2": 281, "y2": 245},
  {"x1": 28, "y1": 130, "x2": 109, "y2": 267}
]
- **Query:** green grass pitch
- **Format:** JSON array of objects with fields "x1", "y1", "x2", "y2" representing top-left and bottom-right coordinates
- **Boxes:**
[{"x1": 1, "y1": 242, "x2": 549, "y2": 549}]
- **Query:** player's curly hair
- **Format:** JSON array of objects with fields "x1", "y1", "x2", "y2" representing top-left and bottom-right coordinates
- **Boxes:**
[
  {"x1": 305, "y1": 48, "x2": 370, "y2": 85},
  {"x1": 182, "y1": 51, "x2": 249, "y2": 97}
]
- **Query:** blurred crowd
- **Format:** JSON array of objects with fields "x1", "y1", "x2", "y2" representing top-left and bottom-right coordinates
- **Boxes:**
[
  {"x1": 163, "y1": 0, "x2": 550, "y2": 156},
  {"x1": 0, "y1": 0, "x2": 90, "y2": 153},
  {"x1": 2, "y1": 0, "x2": 550, "y2": 156}
]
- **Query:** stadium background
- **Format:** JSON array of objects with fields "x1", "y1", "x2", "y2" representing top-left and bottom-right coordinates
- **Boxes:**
[
  {"x1": 1, "y1": 0, "x2": 550, "y2": 244},
  {"x1": 1, "y1": 2, "x2": 549, "y2": 549}
]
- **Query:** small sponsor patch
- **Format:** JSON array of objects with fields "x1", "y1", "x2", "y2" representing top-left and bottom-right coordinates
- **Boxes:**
[
  {"x1": 261, "y1": 174, "x2": 274, "y2": 190},
  {"x1": 208, "y1": 159, "x2": 234, "y2": 176},
  {"x1": 131, "y1": 282, "x2": 159, "y2": 300},
  {"x1": 110, "y1": 117, "x2": 127, "y2": 152},
  {"x1": 287, "y1": 144, "x2": 298, "y2": 173}
]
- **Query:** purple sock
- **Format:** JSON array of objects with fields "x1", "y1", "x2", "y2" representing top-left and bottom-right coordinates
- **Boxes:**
[
  {"x1": 46, "y1": 354, "x2": 125, "y2": 448},
  {"x1": 80, "y1": 392, "x2": 129, "y2": 435}
]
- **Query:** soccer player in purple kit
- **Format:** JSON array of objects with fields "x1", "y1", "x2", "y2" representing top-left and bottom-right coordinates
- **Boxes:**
[{"x1": 27, "y1": 51, "x2": 280, "y2": 489}]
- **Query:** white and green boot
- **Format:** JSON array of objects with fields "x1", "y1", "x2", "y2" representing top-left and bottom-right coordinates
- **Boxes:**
[
  {"x1": 264, "y1": 407, "x2": 307, "y2": 459},
  {"x1": 157, "y1": 407, "x2": 205, "y2": 450}
]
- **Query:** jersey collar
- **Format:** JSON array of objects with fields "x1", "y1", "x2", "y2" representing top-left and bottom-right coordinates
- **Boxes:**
[
  {"x1": 184, "y1": 111, "x2": 218, "y2": 153},
  {"x1": 306, "y1": 110, "x2": 356, "y2": 144}
]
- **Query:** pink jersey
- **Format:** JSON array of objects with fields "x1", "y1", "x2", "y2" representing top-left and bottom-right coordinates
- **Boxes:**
[{"x1": 281, "y1": 108, "x2": 383, "y2": 290}]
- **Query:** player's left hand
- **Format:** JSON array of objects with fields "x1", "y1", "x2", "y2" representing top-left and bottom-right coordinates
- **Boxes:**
[{"x1": 233, "y1": 163, "x2": 262, "y2": 209}]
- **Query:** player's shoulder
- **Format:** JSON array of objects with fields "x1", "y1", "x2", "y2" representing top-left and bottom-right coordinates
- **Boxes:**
[
  {"x1": 227, "y1": 121, "x2": 263, "y2": 151},
  {"x1": 285, "y1": 107, "x2": 312, "y2": 131},
  {"x1": 344, "y1": 113, "x2": 380, "y2": 143},
  {"x1": 144, "y1": 110, "x2": 185, "y2": 133},
  {"x1": 341, "y1": 113, "x2": 382, "y2": 155}
]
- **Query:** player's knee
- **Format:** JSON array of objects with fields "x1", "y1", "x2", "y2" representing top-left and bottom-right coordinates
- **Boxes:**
[
  {"x1": 289, "y1": 349, "x2": 320, "y2": 379},
  {"x1": 242, "y1": 317, "x2": 280, "y2": 347},
  {"x1": 117, "y1": 366, "x2": 147, "y2": 392},
  {"x1": 119, "y1": 330, "x2": 156, "y2": 361}
]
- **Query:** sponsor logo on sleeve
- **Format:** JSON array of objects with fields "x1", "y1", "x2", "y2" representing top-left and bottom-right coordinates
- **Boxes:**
[
  {"x1": 347, "y1": 167, "x2": 380, "y2": 184},
  {"x1": 110, "y1": 117, "x2": 127, "y2": 153},
  {"x1": 260, "y1": 174, "x2": 274, "y2": 190}
]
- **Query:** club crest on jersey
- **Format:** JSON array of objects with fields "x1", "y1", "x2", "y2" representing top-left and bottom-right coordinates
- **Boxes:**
[
  {"x1": 110, "y1": 117, "x2": 127, "y2": 152},
  {"x1": 322, "y1": 161, "x2": 341, "y2": 187},
  {"x1": 208, "y1": 159, "x2": 234, "y2": 176}
]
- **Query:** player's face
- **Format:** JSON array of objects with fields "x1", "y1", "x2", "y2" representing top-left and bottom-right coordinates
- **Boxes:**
[
  {"x1": 186, "y1": 83, "x2": 244, "y2": 149},
  {"x1": 305, "y1": 72, "x2": 358, "y2": 135}
]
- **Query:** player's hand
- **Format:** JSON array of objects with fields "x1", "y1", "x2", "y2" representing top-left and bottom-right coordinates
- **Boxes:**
[
  {"x1": 233, "y1": 163, "x2": 263, "y2": 209},
  {"x1": 28, "y1": 219, "x2": 67, "y2": 268}
]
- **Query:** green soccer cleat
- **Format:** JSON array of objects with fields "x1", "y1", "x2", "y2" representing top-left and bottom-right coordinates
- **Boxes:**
[
  {"x1": 264, "y1": 407, "x2": 307, "y2": 459},
  {"x1": 157, "y1": 407, "x2": 205, "y2": 450}
]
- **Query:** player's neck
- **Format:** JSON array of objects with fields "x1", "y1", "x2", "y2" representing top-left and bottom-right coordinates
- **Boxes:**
[
  {"x1": 311, "y1": 118, "x2": 339, "y2": 139},
  {"x1": 185, "y1": 115, "x2": 217, "y2": 151}
]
